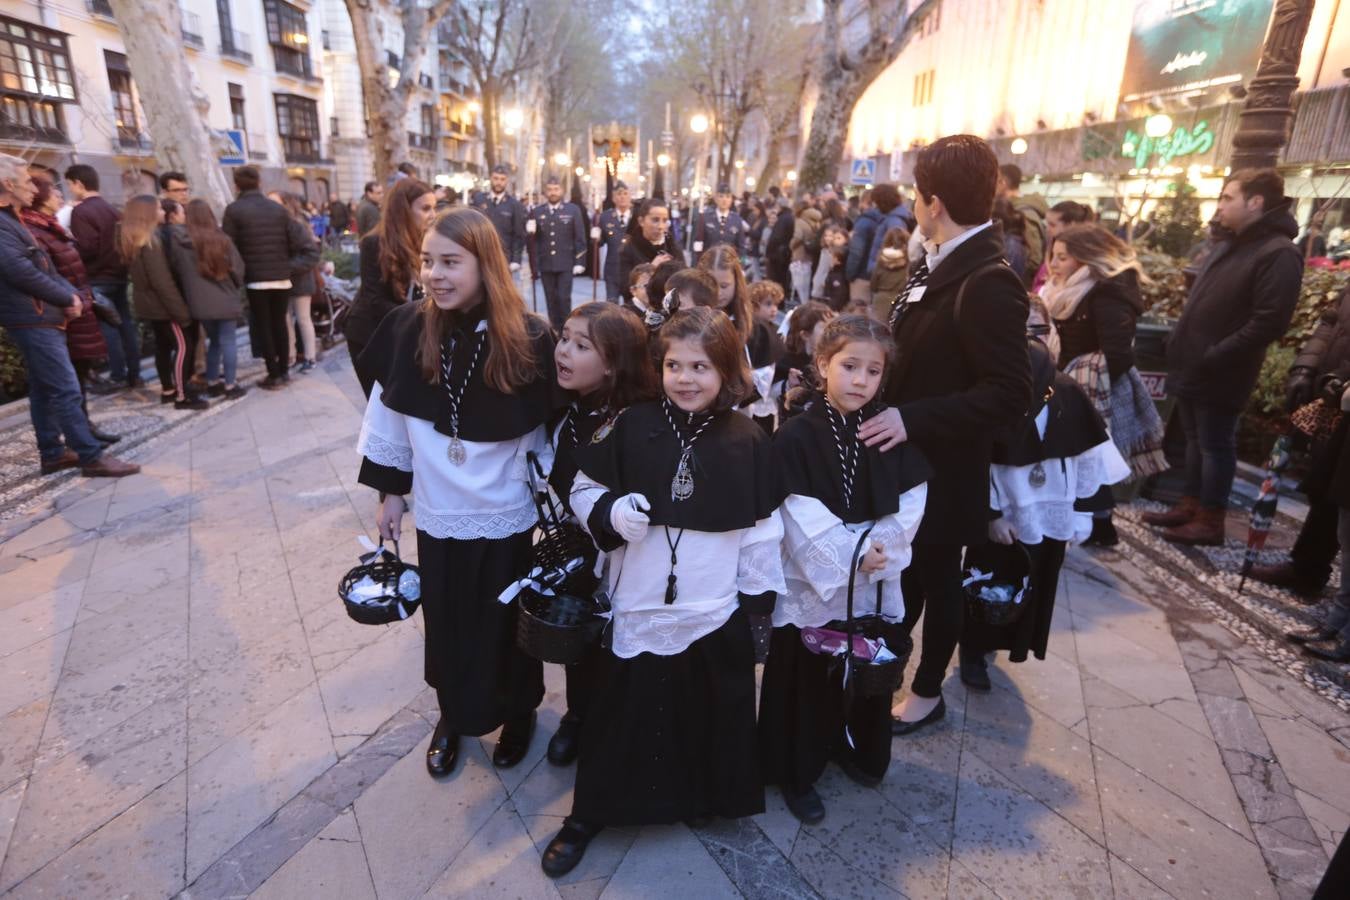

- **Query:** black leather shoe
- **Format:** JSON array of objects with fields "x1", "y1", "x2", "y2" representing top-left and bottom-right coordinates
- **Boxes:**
[
  {"x1": 783, "y1": 784, "x2": 826, "y2": 824},
  {"x1": 541, "y1": 818, "x2": 603, "y2": 878},
  {"x1": 891, "y1": 697, "x2": 947, "y2": 736},
  {"x1": 1286, "y1": 624, "x2": 1339, "y2": 645},
  {"x1": 492, "y1": 710, "x2": 536, "y2": 768},
  {"x1": 959, "y1": 649, "x2": 991, "y2": 692},
  {"x1": 547, "y1": 712, "x2": 581, "y2": 766},
  {"x1": 836, "y1": 755, "x2": 882, "y2": 788},
  {"x1": 1303, "y1": 638, "x2": 1350, "y2": 663},
  {"x1": 426, "y1": 722, "x2": 460, "y2": 777},
  {"x1": 1083, "y1": 517, "x2": 1119, "y2": 547}
]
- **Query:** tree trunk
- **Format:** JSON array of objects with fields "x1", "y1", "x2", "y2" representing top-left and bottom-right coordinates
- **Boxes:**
[
  {"x1": 107, "y1": 0, "x2": 233, "y2": 213},
  {"x1": 481, "y1": 86, "x2": 499, "y2": 172}
]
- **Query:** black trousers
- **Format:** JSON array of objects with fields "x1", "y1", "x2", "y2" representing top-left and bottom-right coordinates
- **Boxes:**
[
  {"x1": 1290, "y1": 494, "x2": 1339, "y2": 586},
  {"x1": 148, "y1": 319, "x2": 197, "y2": 399},
  {"x1": 247, "y1": 288, "x2": 292, "y2": 378},
  {"x1": 900, "y1": 543, "x2": 965, "y2": 698},
  {"x1": 539, "y1": 270, "x2": 574, "y2": 331}
]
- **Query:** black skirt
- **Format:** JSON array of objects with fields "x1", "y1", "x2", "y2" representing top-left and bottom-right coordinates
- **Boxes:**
[
  {"x1": 963, "y1": 539, "x2": 1067, "y2": 663},
  {"x1": 415, "y1": 529, "x2": 544, "y2": 735},
  {"x1": 571, "y1": 608, "x2": 763, "y2": 826},
  {"x1": 758, "y1": 625, "x2": 892, "y2": 790}
]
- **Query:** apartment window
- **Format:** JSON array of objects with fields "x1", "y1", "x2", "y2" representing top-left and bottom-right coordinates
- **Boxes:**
[
  {"x1": 919, "y1": 2, "x2": 941, "y2": 38},
  {"x1": 228, "y1": 82, "x2": 246, "y2": 132},
  {"x1": 912, "y1": 69, "x2": 935, "y2": 107},
  {"x1": 263, "y1": 0, "x2": 312, "y2": 77},
  {"x1": 421, "y1": 103, "x2": 435, "y2": 139},
  {"x1": 0, "y1": 15, "x2": 77, "y2": 142},
  {"x1": 274, "y1": 92, "x2": 319, "y2": 161},
  {"x1": 104, "y1": 51, "x2": 140, "y2": 143}
]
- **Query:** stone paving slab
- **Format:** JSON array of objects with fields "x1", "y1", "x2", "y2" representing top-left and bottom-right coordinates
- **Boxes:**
[{"x1": 1, "y1": 330, "x2": 1348, "y2": 898}]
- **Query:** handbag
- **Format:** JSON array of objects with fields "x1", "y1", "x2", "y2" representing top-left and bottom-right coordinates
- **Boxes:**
[
  {"x1": 1291, "y1": 399, "x2": 1342, "y2": 442},
  {"x1": 90, "y1": 290, "x2": 122, "y2": 326}
]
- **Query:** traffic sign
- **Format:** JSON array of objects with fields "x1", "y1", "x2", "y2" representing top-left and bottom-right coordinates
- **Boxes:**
[
  {"x1": 849, "y1": 157, "x2": 876, "y2": 186},
  {"x1": 219, "y1": 129, "x2": 246, "y2": 166}
]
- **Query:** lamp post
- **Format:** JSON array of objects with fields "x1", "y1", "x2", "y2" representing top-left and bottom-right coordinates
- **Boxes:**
[
  {"x1": 1229, "y1": 0, "x2": 1316, "y2": 170},
  {"x1": 690, "y1": 113, "x2": 710, "y2": 257}
]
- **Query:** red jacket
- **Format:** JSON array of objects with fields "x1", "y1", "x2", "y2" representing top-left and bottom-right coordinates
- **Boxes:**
[{"x1": 21, "y1": 208, "x2": 107, "y2": 361}]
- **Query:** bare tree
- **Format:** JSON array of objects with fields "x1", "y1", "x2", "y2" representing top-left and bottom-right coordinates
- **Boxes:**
[
  {"x1": 798, "y1": 0, "x2": 936, "y2": 192},
  {"x1": 440, "y1": 0, "x2": 540, "y2": 172},
  {"x1": 343, "y1": 0, "x2": 457, "y2": 181},
  {"x1": 106, "y1": 0, "x2": 233, "y2": 211}
]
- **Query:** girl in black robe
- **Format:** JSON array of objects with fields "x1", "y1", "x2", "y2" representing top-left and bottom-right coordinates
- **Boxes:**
[
  {"x1": 541, "y1": 302, "x2": 660, "y2": 765},
  {"x1": 759, "y1": 315, "x2": 931, "y2": 823},
  {"x1": 357, "y1": 208, "x2": 562, "y2": 779},
  {"x1": 539, "y1": 308, "x2": 784, "y2": 878}
]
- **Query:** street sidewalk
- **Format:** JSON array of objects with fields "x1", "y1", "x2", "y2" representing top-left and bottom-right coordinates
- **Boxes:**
[{"x1": 0, "y1": 286, "x2": 1347, "y2": 897}]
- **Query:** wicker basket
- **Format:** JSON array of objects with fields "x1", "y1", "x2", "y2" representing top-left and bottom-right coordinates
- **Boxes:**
[
  {"x1": 844, "y1": 527, "x2": 909, "y2": 698},
  {"x1": 515, "y1": 582, "x2": 608, "y2": 664},
  {"x1": 338, "y1": 540, "x2": 421, "y2": 626},
  {"x1": 962, "y1": 542, "x2": 1032, "y2": 627}
]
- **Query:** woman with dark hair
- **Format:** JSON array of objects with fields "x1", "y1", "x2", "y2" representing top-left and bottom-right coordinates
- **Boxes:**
[
  {"x1": 1032, "y1": 200, "x2": 1093, "y2": 293},
  {"x1": 167, "y1": 199, "x2": 247, "y2": 399},
  {"x1": 616, "y1": 198, "x2": 681, "y2": 303},
  {"x1": 121, "y1": 195, "x2": 207, "y2": 409},
  {"x1": 345, "y1": 178, "x2": 437, "y2": 396},
  {"x1": 20, "y1": 172, "x2": 118, "y2": 443},
  {"x1": 359, "y1": 206, "x2": 560, "y2": 780}
]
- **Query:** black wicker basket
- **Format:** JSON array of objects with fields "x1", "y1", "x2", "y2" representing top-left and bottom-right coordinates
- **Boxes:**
[
  {"x1": 515, "y1": 576, "x2": 609, "y2": 664},
  {"x1": 844, "y1": 528, "x2": 907, "y2": 698},
  {"x1": 526, "y1": 452, "x2": 598, "y2": 594},
  {"x1": 338, "y1": 539, "x2": 421, "y2": 626},
  {"x1": 962, "y1": 542, "x2": 1032, "y2": 627}
]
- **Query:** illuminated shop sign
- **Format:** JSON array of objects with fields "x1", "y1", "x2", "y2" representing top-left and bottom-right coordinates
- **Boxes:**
[{"x1": 1120, "y1": 120, "x2": 1215, "y2": 166}]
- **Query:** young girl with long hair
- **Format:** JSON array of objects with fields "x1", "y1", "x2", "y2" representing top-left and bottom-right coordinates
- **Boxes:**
[
  {"x1": 345, "y1": 178, "x2": 437, "y2": 396},
  {"x1": 167, "y1": 199, "x2": 247, "y2": 398},
  {"x1": 540, "y1": 307, "x2": 785, "y2": 878},
  {"x1": 358, "y1": 206, "x2": 559, "y2": 780},
  {"x1": 120, "y1": 195, "x2": 206, "y2": 409},
  {"x1": 697, "y1": 245, "x2": 783, "y2": 429},
  {"x1": 543, "y1": 302, "x2": 660, "y2": 766},
  {"x1": 759, "y1": 315, "x2": 929, "y2": 823}
]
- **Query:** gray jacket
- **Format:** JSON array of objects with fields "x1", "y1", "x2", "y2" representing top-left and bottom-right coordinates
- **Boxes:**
[
  {"x1": 165, "y1": 225, "x2": 245, "y2": 321},
  {"x1": 0, "y1": 204, "x2": 75, "y2": 328}
]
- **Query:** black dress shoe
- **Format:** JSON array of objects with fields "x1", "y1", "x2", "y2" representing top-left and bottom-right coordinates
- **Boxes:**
[
  {"x1": 492, "y1": 710, "x2": 536, "y2": 768},
  {"x1": 783, "y1": 784, "x2": 826, "y2": 824},
  {"x1": 426, "y1": 721, "x2": 460, "y2": 777},
  {"x1": 547, "y1": 712, "x2": 581, "y2": 766},
  {"x1": 959, "y1": 649, "x2": 991, "y2": 693},
  {"x1": 1286, "y1": 624, "x2": 1339, "y2": 645},
  {"x1": 836, "y1": 754, "x2": 882, "y2": 788},
  {"x1": 1083, "y1": 517, "x2": 1119, "y2": 547},
  {"x1": 541, "y1": 818, "x2": 603, "y2": 878},
  {"x1": 891, "y1": 697, "x2": 947, "y2": 736},
  {"x1": 1303, "y1": 638, "x2": 1350, "y2": 663}
]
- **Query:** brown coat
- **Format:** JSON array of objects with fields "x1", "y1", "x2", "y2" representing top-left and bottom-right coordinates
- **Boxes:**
[{"x1": 20, "y1": 208, "x2": 107, "y2": 361}]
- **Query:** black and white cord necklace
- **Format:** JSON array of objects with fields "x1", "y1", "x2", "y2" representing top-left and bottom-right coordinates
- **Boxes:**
[
  {"x1": 662, "y1": 399, "x2": 714, "y2": 502},
  {"x1": 825, "y1": 402, "x2": 861, "y2": 513},
  {"x1": 439, "y1": 329, "x2": 487, "y2": 465}
]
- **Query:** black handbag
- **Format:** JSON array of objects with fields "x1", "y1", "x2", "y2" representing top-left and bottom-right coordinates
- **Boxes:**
[{"x1": 89, "y1": 290, "x2": 122, "y2": 326}]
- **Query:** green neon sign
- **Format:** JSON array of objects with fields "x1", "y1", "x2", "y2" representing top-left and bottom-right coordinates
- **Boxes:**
[{"x1": 1120, "y1": 121, "x2": 1214, "y2": 167}]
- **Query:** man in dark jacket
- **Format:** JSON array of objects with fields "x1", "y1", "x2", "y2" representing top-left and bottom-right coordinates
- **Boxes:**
[
  {"x1": 866, "y1": 182, "x2": 916, "y2": 274},
  {"x1": 1146, "y1": 169, "x2": 1303, "y2": 545},
  {"x1": 473, "y1": 165, "x2": 527, "y2": 275},
  {"x1": 860, "y1": 135, "x2": 1032, "y2": 727},
  {"x1": 65, "y1": 164, "x2": 140, "y2": 388},
  {"x1": 222, "y1": 166, "x2": 321, "y2": 389},
  {"x1": 356, "y1": 181, "x2": 383, "y2": 237},
  {"x1": 1248, "y1": 283, "x2": 1350, "y2": 596},
  {"x1": 596, "y1": 180, "x2": 633, "y2": 301},
  {"x1": 0, "y1": 155, "x2": 137, "y2": 477},
  {"x1": 527, "y1": 176, "x2": 586, "y2": 330},
  {"x1": 846, "y1": 189, "x2": 882, "y2": 284},
  {"x1": 765, "y1": 204, "x2": 795, "y2": 300}
]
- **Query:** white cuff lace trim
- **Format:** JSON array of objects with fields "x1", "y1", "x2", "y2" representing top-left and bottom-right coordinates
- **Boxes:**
[
  {"x1": 358, "y1": 431, "x2": 413, "y2": 472},
  {"x1": 416, "y1": 502, "x2": 536, "y2": 540}
]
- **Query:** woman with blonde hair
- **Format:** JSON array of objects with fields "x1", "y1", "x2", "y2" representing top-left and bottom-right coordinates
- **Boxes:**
[
  {"x1": 120, "y1": 195, "x2": 206, "y2": 409},
  {"x1": 273, "y1": 192, "x2": 321, "y2": 372},
  {"x1": 357, "y1": 206, "x2": 559, "y2": 780},
  {"x1": 1042, "y1": 223, "x2": 1165, "y2": 545}
]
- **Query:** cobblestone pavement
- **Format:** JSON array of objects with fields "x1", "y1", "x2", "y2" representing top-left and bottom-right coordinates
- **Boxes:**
[{"x1": 1, "y1": 293, "x2": 1347, "y2": 898}]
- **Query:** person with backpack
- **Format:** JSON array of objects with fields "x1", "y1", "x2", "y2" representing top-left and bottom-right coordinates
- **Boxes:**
[
  {"x1": 865, "y1": 184, "x2": 916, "y2": 276},
  {"x1": 998, "y1": 164, "x2": 1048, "y2": 287},
  {"x1": 167, "y1": 199, "x2": 247, "y2": 399}
]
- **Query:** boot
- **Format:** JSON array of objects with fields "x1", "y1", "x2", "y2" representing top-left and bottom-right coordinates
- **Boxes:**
[
  {"x1": 1141, "y1": 496, "x2": 1200, "y2": 528},
  {"x1": 1162, "y1": 507, "x2": 1226, "y2": 546},
  {"x1": 1248, "y1": 561, "x2": 1326, "y2": 599}
]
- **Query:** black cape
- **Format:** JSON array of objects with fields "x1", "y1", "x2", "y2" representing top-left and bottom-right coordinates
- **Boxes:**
[
  {"x1": 774, "y1": 396, "x2": 932, "y2": 524},
  {"x1": 574, "y1": 400, "x2": 779, "y2": 533},
  {"x1": 994, "y1": 373, "x2": 1110, "y2": 467},
  {"x1": 547, "y1": 396, "x2": 612, "y2": 512},
  {"x1": 357, "y1": 301, "x2": 562, "y2": 441}
]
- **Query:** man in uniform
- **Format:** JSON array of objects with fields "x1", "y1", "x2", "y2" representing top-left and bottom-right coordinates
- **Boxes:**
[
  {"x1": 596, "y1": 180, "x2": 634, "y2": 301},
  {"x1": 693, "y1": 183, "x2": 746, "y2": 257},
  {"x1": 474, "y1": 164, "x2": 527, "y2": 276},
  {"x1": 528, "y1": 176, "x2": 586, "y2": 330}
]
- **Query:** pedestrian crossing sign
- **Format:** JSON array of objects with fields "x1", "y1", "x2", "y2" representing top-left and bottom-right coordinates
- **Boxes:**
[
  {"x1": 219, "y1": 129, "x2": 246, "y2": 166},
  {"x1": 849, "y1": 158, "x2": 876, "y2": 186}
]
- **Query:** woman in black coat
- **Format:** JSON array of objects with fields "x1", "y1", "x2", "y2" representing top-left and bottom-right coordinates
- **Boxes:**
[
  {"x1": 616, "y1": 198, "x2": 681, "y2": 303},
  {"x1": 344, "y1": 178, "x2": 436, "y2": 397}
]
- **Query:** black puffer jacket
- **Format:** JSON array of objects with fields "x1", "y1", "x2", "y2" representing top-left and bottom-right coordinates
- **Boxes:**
[
  {"x1": 221, "y1": 190, "x2": 320, "y2": 284},
  {"x1": 1054, "y1": 269, "x2": 1144, "y2": 380},
  {"x1": 1292, "y1": 284, "x2": 1350, "y2": 382},
  {"x1": 1166, "y1": 200, "x2": 1303, "y2": 411}
]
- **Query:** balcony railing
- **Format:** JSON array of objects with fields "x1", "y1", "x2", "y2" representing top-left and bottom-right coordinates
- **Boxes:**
[
  {"x1": 247, "y1": 132, "x2": 268, "y2": 161},
  {"x1": 181, "y1": 10, "x2": 204, "y2": 47},
  {"x1": 409, "y1": 132, "x2": 436, "y2": 150},
  {"x1": 220, "y1": 29, "x2": 253, "y2": 64},
  {"x1": 438, "y1": 74, "x2": 466, "y2": 95},
  {"x1": 115, "y1": 133, "x2": 153, "y2": 153}
]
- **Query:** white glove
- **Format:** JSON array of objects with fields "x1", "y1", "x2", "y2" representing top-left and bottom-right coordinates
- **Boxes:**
[
  {"x1": 590, "y1": 226, "x2": 602, "y2": 240},
  {"x1": 572, "y1": 265, "x2": 585, "y2": 275},
  {"x1": 693, "y1": 241, "x2": 704, "y2": 253},
  {"x1": 989, "y1": 517, "x2": 1017, "y2": 545},
  {"x1": 609, "y1": 493, "x2": 651, "y2": 542},
  {"x1": 509, "y1": 262, "x2": 521, "y2": 272},
  {"x1": 525, "y1": 219, "x2": 537, "y2": 234}
]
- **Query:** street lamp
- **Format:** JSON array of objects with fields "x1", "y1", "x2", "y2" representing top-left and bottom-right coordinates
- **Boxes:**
[
  {"x1": 690, "y1": 113, "x2": 709, "y2": 134},
  {"x1": 553, "y1": 151, "x2": 571, "y2": 167},
  {"x1": 503, "y1": 108, "x2": 524, "y2": 130},
  {"x1": 1010, "y1": 137, "x2": 1028, "y2": 155},
  {"x1": 656, "y1": 152, "x2": 670, "y2": 168},
  {"x1": 574, "y1": 165, "x2": 584, "y2": 177},
  {"x1": 467, "y1": 100, "x2": 481, "y2": 114},
  {"x1": 745, "y1": 175, "x2": 756, "y2": 188},
  {"x1": 787, "y1": 169, "x2": 798, "y2": 182},
  {"x1": 1145, "y1": 114, "x2": 1173, "y2": 138}
]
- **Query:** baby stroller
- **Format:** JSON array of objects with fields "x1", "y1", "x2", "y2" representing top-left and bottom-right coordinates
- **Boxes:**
[{"x1": 314, "y1": 269, "x2": 357, "y2": 350}]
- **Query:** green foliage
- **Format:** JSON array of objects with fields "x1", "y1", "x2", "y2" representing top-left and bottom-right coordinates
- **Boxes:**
[
  {"x1": 322, "y1": 248, "x2": 359, "y2": 281},
  {"x1": 0, "y1": 327, "x2": 26, "y2": 400},
  {"x1": 1136, "y1": 250, "x2": 1189, "y2": 318},
  {"x1": 1247, "y1": 344, "x2": 1296, "y2": 418},
  {"x1": 1143, "y1": 176, "x2": 1205, "y2": 259}
]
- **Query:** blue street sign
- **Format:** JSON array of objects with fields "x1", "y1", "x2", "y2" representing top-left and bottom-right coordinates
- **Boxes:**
[
  {"x1": 219, "y1": 129, "x2": 246, "y2": 165},
  {"x1": 849, "y1": 157, "x2": 876, "y2": 186}
]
